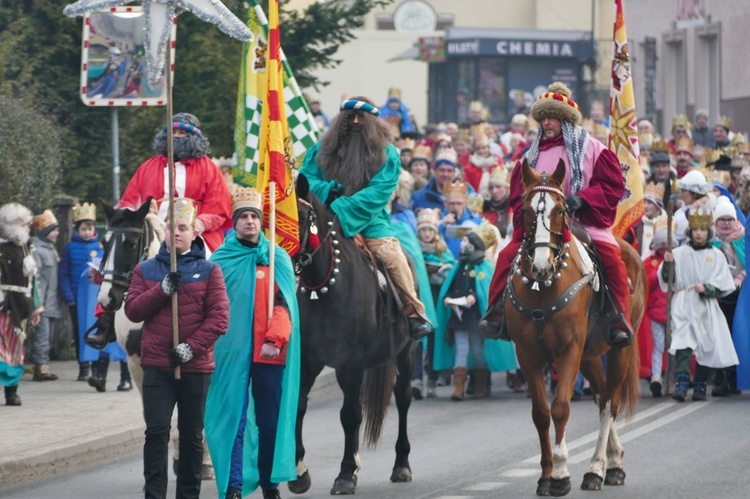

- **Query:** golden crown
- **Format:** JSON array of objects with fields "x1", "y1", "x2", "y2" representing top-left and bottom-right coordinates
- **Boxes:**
[
  {"x1": 674, "y1": 136, "x2": 694, "y2": 154},
  {"x1": 435, "y1": 133, "x2": 452, "y2": 146},
  {"x1": 467, "y1": 193, "x2": 484, "y2": 214},
  {"x1": 736, "y1": 141, "x2": 750, "y2": 156},
  {"x1": 688, "y1": 208, "x2": 713, "y2": 230},
  {"x1": 388, "y1": 87, "x2": 402, "y2": 100},
  {"x1": 731, "y1": 154, "x2": 750, "y2": 170},
  {"x1": 715, "y1": 115, "x2": 732, "y2": 130},
  {"x1": 470, "y1": 222, "x2": 498, "y2": 251},
  {"x1": 434, "y1": 148, "x2": 458, "y2": 166},
  {"x1": 443, "y1": 180, "x2": 469, "y2": 199},
  {"x1": 653, "y1": 216, "x2": 678, "y2": 234},
  {"x1": 731, "y1": 132, "x2": 747, "y2": 146},
  {"x1": 32, "y1": 209, "x2": 57, "y2": 232},
  {"x1": 231, "y1": 186, "x2": 263, "y2": 214},
  {"x1": 651, "y1": 137, "x2": 669, "y2": 154},
  {"x1": 705, "y1": 148, "x2": 722, "y2": 165},
  {"x1": 167, "y1": 198, "x2": 197, "y2": 224},
  {"x1": 396, "y1": 137, "x2": 416, "y2": 151},
  {"x1": 416, "y1": 208, "x2": 441, "y2": 230},
  {"x1": 672, "y1": 114, "x2": 691, "y2": 130},
  {"x1": 705, "y1": 169, "x2": 730, "y2": 186},
  {"x1": 489, "y1": 165, "x2": 511, "y2": 186},
  {"x1": 73, "y1": 202, "x2": 96, "y2": 223},
  {"x1": 454, "y1": 128, "x2": 472, "y2": 142},
  {"x1": 472, "y1": 131, "x2": 490, "y2": 148},
  {"x1": 643, "y1": 181, "x2": 665, "y2": 204},
  {"x1": 411, "y1": 144, "x2": 433, "y2": 162}
]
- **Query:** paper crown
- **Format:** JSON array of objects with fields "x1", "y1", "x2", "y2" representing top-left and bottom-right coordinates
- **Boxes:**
[
  {"x1": 643, "y1": 181, "x2": 665, "y2": 206},
  {"x1": 731, "y1": 132, "x2": 747, "y2": 147},
  {"x1": 443, "y1": 180, "x2": 469, "y2": 198},
  {"x1": 231, "y1": 187, "x2": 263, "y2": 214},
  {"x1": 167, "y1": 198, "x2": 197, "y2": 224},
  {"x1": 674, "y1": 136, "x2": 694, "y2": 155},
  {"x1": 704, "y1": 168, "x2": 731, "y2": 186},
  {"x1": 651, "y1": 137, "x2": 669, "y2": 154},
  {"x1": 688, "y1": 208, "x2": 713, "y2": 229},
  {"x1": 73, "y1": 202, "x2": 96, "y2": 223},
  {"x1": 396, "y1": 137, "x2": 416, "y2": 152},
  {"x1": 705, "y1": 148, "x2": 722, "y2": 165},
  {"x1": 454, "y1": 128, "x2": 472, "y2": 142},
  {"x1": 416, "y1": 208, "x2": 441, "y2": 231},
  {"x1": 731, "y1": 153, "x2": 750, "y2": 170},
  {"x1": 469, "y1": 222, "x2": 498, "y2": 251},
  {"x1": 467, "y1": 192, "x2": 484, "y2": 214},
  {"x1": 32, "y1": 209, "x2": 57, "y2": 232},
  {"x1": 411, "y1": 144, "x2": 433, "y2": 162},
  {"x1": 434, "y1": 148, "x2": 458, "y2": 168},
  {"x1": 672, "y1": 114, "x2": 691, "y2": 130},
  {"x1": 388, "y1": 87, "x2": 402, "y2": 100},
  {"x1": 715, "y1": 115, "x2": 732, "y2": 130},
  {"x1": 489, "y1": 165, "x2": 511, "y2": 186}
]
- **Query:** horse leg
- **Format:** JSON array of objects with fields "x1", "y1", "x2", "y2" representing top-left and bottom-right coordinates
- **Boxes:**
[
  {"x1": 288, "y1": 359, "x2": 324, "y2": 495},
  {"x1": 390, "y1": 343, "x2": 414, "y2": 483},
  {"x1": 331, "y1": 366, "x2": 364, "y2": 495},
  {"x1": 603, "y1": 349, "x2": 630, "y2": 486},
  {"x1": 579, "y1": 357, "x2": 608, "y2": 491},
  {"x1": 518, "y1": 352, "x2": 553, "y2": 497},
  {"x1": 547, "y1": 354, "x2": 580, "y2": 497}
]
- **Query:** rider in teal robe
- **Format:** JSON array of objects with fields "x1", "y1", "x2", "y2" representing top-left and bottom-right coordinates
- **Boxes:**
[{"x1": 205, "y1": 231, "x2": 300, "y2": 497}]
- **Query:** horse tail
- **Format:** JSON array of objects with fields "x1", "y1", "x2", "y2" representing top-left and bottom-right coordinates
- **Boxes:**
[
  {"x1": 362, "y1": 361, "x2": 394, "y2": 448},
  {"x1": 618, "y1": 339, "x2": 640, "y2": 421}
]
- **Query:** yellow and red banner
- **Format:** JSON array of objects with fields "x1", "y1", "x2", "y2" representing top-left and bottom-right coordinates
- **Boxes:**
[
  {"x1": 609, "y1": 0, "x2": 644, "y2": 239},
  {"x1": 256, "y1": 0, "x2": 299, "y2": 256}
]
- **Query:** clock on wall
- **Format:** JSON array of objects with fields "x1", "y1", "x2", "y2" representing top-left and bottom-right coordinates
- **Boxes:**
[{"x1": 393, "y1": 0, "x2": 438, "y2": 32}]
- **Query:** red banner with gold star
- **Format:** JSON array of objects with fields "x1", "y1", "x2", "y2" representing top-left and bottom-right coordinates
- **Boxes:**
[{"x1": 609, "y1": 0, "x2": 644, "y2": 239}]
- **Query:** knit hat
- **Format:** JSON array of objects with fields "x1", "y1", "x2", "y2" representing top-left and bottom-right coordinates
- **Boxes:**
[
  {"x1": 676, "y1": 169, "x2": 708, "y2": 195},
  {"x1": 530, "y1": 82, "x2": 582, "y2": 125},
  {"x1": 713, "y1": 195, "x2": 737, "y2": 222},
  {"x1": 340, "y1": 99, "x2": 380, "y2": 117}
]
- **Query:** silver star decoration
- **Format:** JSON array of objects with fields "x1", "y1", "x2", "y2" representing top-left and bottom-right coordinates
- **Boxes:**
[{"x1": 64, "y1": 0, "x2": 252, "y2": 86}]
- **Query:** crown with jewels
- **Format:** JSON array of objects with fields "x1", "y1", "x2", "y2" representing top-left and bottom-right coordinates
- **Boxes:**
[
  {"x1": 672, "y1": 114, "x2": 691, "y2": 130},
  {"x1": 469, "y1": 222, "x2": 498, "y2": 251},
  {"x1": 166, "y1": 198, "x2": 197, "y2": 224},
  {"x1": 643, "y1": 181, "x2": 665, "y2": 206},
  {"x1": 674, "y1": 136, "x2": 694, "y2": 155},
  {"x1": 715, "y1": 115, "x2": 732, "y2": 130},
  {"x1": 32, "y1": 209, "x2": 57, "y2": 232},
  {"x1": 442, "y1": 180, "x2": 469, "y2": 199},
  {"x1": 489, "y1": 165, "x2": 511, "y2": 186},
  {"x1": 688, "y1": 208, "x2": 713, "y2": 230},
  {"x1": 231, "y1": 186, "x2": 263, "y2": 214},
  {"x1": 73, "y1": 202, "x2": 96, "y2": 223},
  {"x1": 416, "y1": 208, "x2": 441, "y2": 231},
  {"x1": 467, "y1": 192, "x2": 484, "y2": 214}
]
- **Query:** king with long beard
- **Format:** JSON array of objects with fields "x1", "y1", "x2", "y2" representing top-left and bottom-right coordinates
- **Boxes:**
[{"x1": 300, "y1": 96, "x2": 433, "y2": 339}]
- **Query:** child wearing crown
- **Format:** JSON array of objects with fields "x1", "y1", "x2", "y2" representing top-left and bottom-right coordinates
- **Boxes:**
[
  {"x1": 659, "y1": 208, "x2": 739, "y2": 402},
  {"x1": 439, "y1": 180, "x2": 484, "y2": 258},
  {"x1": 433, "y1": 224, "x2": 516, "y2": 401}
]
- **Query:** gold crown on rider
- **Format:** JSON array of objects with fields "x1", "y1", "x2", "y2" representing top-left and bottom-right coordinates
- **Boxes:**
[
  {"x1": 643, "y1": 181, "x2": 665, "y2": 205},
  {"x1": 232, "y1": 186, "x2": 263, "y2": 214},
  {"x1": 168, "y1": 198, "x2": 197, "y2": 224},
  {"x1": 489, "y1": 165, "x2": 511, "y2": 186},
  {"x1": 73, "y1": 202, "x2": 96, "y2": 223},
  {"x1": 32, "y1": 209, "x2": 57, "y2": 232},
  {"x1": 442, "y1": 180, "x2": 469, "y2": 199},
  {"x1": 688, "y1": 208, "x2": 713, "y2": 230},
  {"x1": 715, "y1": 115, "x2": 732, "y2": 130},
  {"x1": 470, "y1": 222, "x2": 498, "y2": 251}
]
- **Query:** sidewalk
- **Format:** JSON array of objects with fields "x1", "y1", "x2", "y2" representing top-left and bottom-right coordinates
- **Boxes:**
[{"x1": 0, "y1": 360, "x2": 337, "y2": 491}]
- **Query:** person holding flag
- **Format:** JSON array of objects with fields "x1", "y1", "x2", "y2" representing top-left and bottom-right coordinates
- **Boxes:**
[{"x1": 479, "y1": 81, "x2": 633, "y2": 348}]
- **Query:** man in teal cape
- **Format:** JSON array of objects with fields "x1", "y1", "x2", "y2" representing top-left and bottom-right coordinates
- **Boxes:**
[{"x1": 206, "y1": 191, "x2": 300, "y2": 499}]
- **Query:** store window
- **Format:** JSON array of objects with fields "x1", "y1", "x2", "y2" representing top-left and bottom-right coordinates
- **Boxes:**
[
  {"x1": 478, "y1": 57, "x2": 507, "y2": 124},
  {"x1": 455, "y1": 58, "x2": 478, "y2": 123}
]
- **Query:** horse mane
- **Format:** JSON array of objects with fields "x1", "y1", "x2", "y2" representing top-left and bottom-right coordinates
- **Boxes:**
[{"x1": 145, "y1": 213, "x2": 166, "y2": 243}]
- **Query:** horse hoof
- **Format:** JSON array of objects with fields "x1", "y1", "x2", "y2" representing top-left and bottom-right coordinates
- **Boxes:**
[
  {"x1": 330, "y1": 475, "x2": 357, "y2": 495},
  {"x1": 549, "y1": 477, "x2": 571, "y2": 497},
  {"x1": 580, "y1": 472, "x2": 603, "y2": 490},
  {"x1": 288, "y1": 470, "x2": 312, "y2": 494},
  {"x1": 536, "y1": 478, "x2": 551, "y2": 496},
  {"x1": 201, "y1": 464, "x2": 215, "y2": 481},
  {"x1": 604, "y1": 468, "x2": 626, "y2": 486},
  {"x1": 390, "y1": 466, "x2": 412, "y2": 483}
]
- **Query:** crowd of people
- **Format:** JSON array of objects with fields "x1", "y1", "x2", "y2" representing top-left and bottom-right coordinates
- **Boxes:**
[{"x1": 2, "y1": 86, "x2": 749, "y2": 498}]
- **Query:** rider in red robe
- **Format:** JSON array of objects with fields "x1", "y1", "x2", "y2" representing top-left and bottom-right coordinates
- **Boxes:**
[
  {"x1": 119, "y1": 113, "x2": 232, "y2": 253},
  {"x1": 479, "y1": 82, "x2": 634, "y2": 348}
]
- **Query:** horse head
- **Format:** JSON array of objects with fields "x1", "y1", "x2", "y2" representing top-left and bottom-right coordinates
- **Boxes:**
[
  {"x1": 520, "y1": 159, "x2": 568, "y2": 282},
  {"x1": 97, "y1": 197, "x2": 154, "y2": 312},
  {"x1": 293, "y1": 174, "x2": 337, "y2": 275}
]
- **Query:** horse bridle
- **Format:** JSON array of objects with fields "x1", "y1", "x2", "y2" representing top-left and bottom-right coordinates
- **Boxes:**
[
  {"x1": 99, "y1": 221, "x2": 153, "y2": 308},
  {"x1": 295, "y1": 198, "x2": 343, "y2": 297}
]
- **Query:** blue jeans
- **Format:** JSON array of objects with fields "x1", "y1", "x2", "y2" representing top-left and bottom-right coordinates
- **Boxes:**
[{"x1": 229, "y1": 363, "x2": 284, "y2": 491}]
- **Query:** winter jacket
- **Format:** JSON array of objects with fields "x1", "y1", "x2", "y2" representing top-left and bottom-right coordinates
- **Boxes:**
[
  {"x1": 644, "y1": 254, "x2": 667, "y2": 323},
  {"x1": 124, "y1": 239, "x2": 229, "y2": 373},
  {"x1": 411, "y1": 177, "x2": 445, "y2": 212},
  {"x1": 59, "y1": 232, "x2": 102, "y2": 305},
  {"x1": 32, "y1": 236, "x2": 61, "y2": 318}
]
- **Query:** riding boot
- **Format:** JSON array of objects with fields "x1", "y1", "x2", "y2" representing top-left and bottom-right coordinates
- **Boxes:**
[
  {"x1": 472, "y1": 368, "x2": 490, "y2": 399},
  {"x1": 451, "y1": 367, "x2": 467, "y2": 401},
  {"x1": 479, "y1": 294, "x2": 510, "y2": 341},
  {"x1": 88, "y1": 357, "x2": 109, "y2": 393},
  {"x1": 77, "y1": 362, "x2": 90, "y2": 382},
  {"x1": 711, "y1": 369, "x2": 729, "y2": 397},
  {"x1": 607, "y1": 312, "x2": 634, "y2": 349},
  {"x1": 117, "y1": 361, "x2": 133, "y2": 391},
  {"x1": 672, "y1": 373, "x2": 689, "y2": 402},
  {"x1": 692, "y1": 374, "x2": 707, "y2": 401},
  {"x1": 33, "y1": 364, "x2": 58, "y2": 381},
  {"x1": 4, "y1": 385, "x2": 21, "y2": 406}
]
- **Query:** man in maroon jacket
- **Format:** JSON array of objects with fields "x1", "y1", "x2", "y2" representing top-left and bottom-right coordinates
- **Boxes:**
[{"x1": 124, "y1": 198, "x2": 229, "y2": 499}]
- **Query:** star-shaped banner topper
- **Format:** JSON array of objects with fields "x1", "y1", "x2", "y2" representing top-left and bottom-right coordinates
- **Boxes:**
[{"x1": 64, "y1": 0, "x2": 252, "y2": 86}]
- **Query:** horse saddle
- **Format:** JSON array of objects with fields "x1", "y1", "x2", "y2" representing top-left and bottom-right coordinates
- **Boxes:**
[{"x1": 351, "y1": 234, "x2": 414, "y2": 315}]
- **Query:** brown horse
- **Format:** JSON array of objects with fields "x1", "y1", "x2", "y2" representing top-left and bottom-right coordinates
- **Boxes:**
[{"x1": 500, "y1": 159, "x2": 645, "y2": 496}]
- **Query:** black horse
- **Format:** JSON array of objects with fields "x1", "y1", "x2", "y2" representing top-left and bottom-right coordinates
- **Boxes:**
[{"x1": 288, "y1": 175, "x2": 415, "y2": 495}]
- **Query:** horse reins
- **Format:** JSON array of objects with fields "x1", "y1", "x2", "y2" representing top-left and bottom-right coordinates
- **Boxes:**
[
  {"x1": 296, "y1": 198, "x2": 341, "y2": 296},
  {"x1": 99, "y1": 221, "x2": 153, "y2": 310}
]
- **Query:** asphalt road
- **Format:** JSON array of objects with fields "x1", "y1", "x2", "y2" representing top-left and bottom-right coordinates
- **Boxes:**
[{"x1": 6, "y1": 378, "x2": 748, "y2": 499}]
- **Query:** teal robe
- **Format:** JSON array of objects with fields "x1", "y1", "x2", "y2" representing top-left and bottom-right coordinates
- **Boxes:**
[
  {"x1": 300, "y1": 142, "x2": 401, "y2": 239},
  {"x1": 433, "y1": 260, "x2": 517, "y2": 372},
  {"x1": 206, "y1": 232, "x2": 300, "y2": 496},
  {"x1": 392, "y1": 219, "x2": 437, "y2": 330}
]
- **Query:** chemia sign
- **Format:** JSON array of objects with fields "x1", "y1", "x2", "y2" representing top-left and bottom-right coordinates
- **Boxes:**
[
  {"x1": 446, "y1": 37, "x2": 592, "y2": 59},
  {"x1": 497, "y1": 40, "x2": 573, "y2": 57}
]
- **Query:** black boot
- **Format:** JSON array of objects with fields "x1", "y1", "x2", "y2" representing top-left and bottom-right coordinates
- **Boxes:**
[
  {"x1": 262, "y1": 489, "x2": 281, "y2": 499},
  {"x1": 711, "y1": 369, "x2": 729, "y2": 397},
  {"x1": 77, "y1": 363, "x2": 90, "y2": 382},
  {"x1": 607, "y1": 313, "x2": 634, "y2": 349},
  {"x1": 408, "y1": 317, "x2": 433, "y2": 340},
  {"x1": 479, "y1": 294, "x2": 510, "y2": 341},
  {"x1": 4, "y1": 385, "x2": 21, "y2": 406},
  {"x1": 672, "y1": 373, "x2": 689, "y2": 402},
  {"x1": 692, "y1": 374, "x2": 707, "y2": 401},
  {"x1": 117, "y1": 361, "x2": 133, "y2": 391},
  {"x1": 226, "y1": 488, "x2": 242, "y2": 499},
  {"x1": 88, "y1": 358, "x2": 109, "y2": 393}
]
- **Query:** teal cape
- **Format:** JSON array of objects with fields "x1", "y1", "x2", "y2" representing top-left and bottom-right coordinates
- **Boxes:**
[
  {"x1": 205, "y1": 232, "x2": 300, "y2": 496},
  {"x1": 300, "y1": 142, "x2": 401, "y2": 239},
  {"x1": 392, "y1": 219, "x2": 438, "y2": 338},
  {"x1": 423, "y1": 250, "x2": 455, "y2": 269},
  {"x1": 433, "y1": 260, "x2": 517, "y2": 371}
]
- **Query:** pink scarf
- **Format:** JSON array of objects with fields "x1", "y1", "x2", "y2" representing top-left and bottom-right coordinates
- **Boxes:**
[{"x1": 715, "y1": 220, "x2": 745, "y2": 241}]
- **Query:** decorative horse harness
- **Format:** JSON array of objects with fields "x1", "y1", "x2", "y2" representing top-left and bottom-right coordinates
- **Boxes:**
[{"x1": 294, "y1": 198, "x2": 341, "y2": 300}]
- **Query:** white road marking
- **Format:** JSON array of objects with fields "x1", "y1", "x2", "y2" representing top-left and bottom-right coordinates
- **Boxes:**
[
  {"x1": 501, "y1": 468, "x2": 539, "y2": 477},
  {"x1": 463, "y1": 482, "x2": 508, "y2": 491}
]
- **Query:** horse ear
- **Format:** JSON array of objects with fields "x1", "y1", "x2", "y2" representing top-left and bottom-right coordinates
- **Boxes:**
[
  {"x1": 99, "y1": 198, "x2": 115, "y2": 221},
  {"x1": 296, "y1": 173, "x2": 310, "y2": 200},
  {"x1": 521, "y1": 159, "x2": 536, "y2": 188},
  {"x1": 134, "y1": 196, "x2": 153, "y2": 220},
  {"x1": 551, "y1": 159, "x2": 567, "y2": 186}
]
